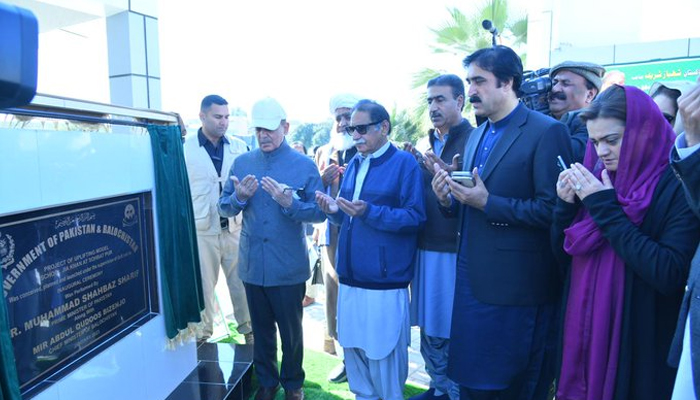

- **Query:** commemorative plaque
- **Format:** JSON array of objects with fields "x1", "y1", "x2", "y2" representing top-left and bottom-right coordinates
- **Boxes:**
[{"x1": 0, "y1": 192, "x2": 156, "y2": 391}]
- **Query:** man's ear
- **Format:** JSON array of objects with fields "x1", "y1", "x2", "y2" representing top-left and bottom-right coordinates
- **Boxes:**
[
  {"x1": 586, "y1": 89, "x2": 598, "y2": 104},
  {"x1": 199, "y1": 111, "x2": 205, "y2": 122},
  {"x1": 282, "y1": 121, "x2": 290, "y2": 135},
  {"x1": 457, "y1": 94, "x2": 465, "y2": 110},
  {"x1": 381, "y1": 120, "x2": 390, "y2": 135}
]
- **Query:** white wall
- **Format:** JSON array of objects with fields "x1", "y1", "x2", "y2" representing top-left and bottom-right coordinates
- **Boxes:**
[
  {"x1": 526, "y1": 0, "x2": 700, "y2": 68},
  {"x1": 0, "y1": 122, "x2": 196, "y2": 400}
]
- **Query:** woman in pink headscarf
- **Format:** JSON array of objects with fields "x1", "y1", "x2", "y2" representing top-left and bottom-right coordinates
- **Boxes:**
[{"x1": 551, "y1": 85, "x2": 700, "y2": 400}]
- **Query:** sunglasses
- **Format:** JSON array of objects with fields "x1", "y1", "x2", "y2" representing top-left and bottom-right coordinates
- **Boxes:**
[
  {"x1": 344, "y1": 121, "x2": 382, "y2": 135},
  {"x1": 662, "y1": 113, "x2": 675, "y2": 124}
]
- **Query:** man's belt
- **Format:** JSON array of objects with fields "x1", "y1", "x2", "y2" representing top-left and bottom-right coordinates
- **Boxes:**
[{"x1": 220, "y1": 218, "x2": 229, "y2": 230}]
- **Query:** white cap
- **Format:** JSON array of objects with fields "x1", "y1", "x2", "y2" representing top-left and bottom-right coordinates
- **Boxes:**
[
  {"x1": 329, "y1": 93, "x2": 361, "y2": 114},
  {"x1": 251, "y1": 97, "x2": 287, "y2": 130}
]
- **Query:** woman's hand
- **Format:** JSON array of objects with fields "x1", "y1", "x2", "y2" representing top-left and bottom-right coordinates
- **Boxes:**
[
  {"x1": 568, "y1": 163, "x2": 614, "y2": 201},
  {"x1": 556, "y1": 169, "x2": 576, "y2": 203}
]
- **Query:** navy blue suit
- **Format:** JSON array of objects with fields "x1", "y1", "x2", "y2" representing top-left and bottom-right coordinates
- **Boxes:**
[{"x1": 444, "y1": 104, "x2": 572, "y2": 398}]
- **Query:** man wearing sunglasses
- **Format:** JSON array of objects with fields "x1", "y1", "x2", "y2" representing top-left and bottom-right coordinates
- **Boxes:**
[
  {"x1": 316, "y1": 100, "x2": 426, "y2": 400},
  {"x1": 548, "y1": 60, "x2": 606, "y2": 162},
  {"x1": 219, "y1": 97, "x2": 326, "y2": 400}
]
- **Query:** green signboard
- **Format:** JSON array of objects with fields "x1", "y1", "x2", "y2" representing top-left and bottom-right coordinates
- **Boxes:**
[{"x1": 605, "y1": 58, "x2": 700, "y2": 93}]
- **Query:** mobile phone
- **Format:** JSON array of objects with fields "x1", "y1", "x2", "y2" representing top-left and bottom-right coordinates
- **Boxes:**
[
  {"x1": 451, "y1": 171, "x2": 475, "y2": 188},
  {"x1": 557, "y1": 155, "x2": 568, "y2": 172}
]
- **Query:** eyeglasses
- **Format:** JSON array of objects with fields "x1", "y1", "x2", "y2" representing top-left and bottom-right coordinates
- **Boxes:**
[
  {"x1": 662, "y1": 113, "x2": 675, "y2": 124},
  {"x1": 344, "y1": 121, "x2": 382, "y2": 135}
]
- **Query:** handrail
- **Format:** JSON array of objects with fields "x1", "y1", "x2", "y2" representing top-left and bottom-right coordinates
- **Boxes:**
[{"x1": 0, "y1": 93, "x2": 178, "y2": 126}]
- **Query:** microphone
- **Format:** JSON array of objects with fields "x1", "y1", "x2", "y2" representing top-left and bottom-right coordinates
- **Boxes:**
[{"x1": 482, "y1": 19, "x2": 498, "y2": 35}]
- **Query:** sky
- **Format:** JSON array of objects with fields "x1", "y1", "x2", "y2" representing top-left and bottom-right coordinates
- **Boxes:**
[
  {"x1": 32, "y1": 0, "x2": 496, "y2": 126},
  {"x1": 32, "y1": 0, "x2": 699, "y2": 130},
  {"x1": 155, "y1": 0, "x2": 514, "y2": 125}
]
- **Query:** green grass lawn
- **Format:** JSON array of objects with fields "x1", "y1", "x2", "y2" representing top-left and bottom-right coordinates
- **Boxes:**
[{"x1": 218, "y1": 323, "x2": 426, "y2": 400}]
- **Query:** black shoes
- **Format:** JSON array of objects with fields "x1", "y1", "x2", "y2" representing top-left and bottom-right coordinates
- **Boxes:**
[
  {"x1": 327, "y1": 362, "x2": 347, "y2": 383},
  {"x1": 408, "y1": 388, "x2": 450, "y2": 400},
  {"x1": 285, "y1": 388, "x2": 304, "y2": 400},
  {"x1": 254, "y1": 385, "x2": 280, "y2": 400}
]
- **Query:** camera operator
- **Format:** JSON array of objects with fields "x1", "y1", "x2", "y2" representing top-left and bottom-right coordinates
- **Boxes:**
[{"x1": 548, "y1": 61, "x2": 606, "y2": 162}]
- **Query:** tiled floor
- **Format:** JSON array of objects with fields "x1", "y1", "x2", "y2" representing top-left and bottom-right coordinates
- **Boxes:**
[{"x1": 165, "y1": 343, "x2": 253, "y2": 400}]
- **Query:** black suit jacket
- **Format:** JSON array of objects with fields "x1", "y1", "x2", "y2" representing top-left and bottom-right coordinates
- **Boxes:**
[
  {"x1": 448, "y1": 104, "x2": 573, "y2": 306},
  {"x1": 560, "y1": 109, "x2": 588, "y2": 163}
]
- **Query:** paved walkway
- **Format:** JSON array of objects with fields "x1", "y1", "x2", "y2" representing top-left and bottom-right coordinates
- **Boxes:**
[{"x1": 212, "y1": 278, "x2": 430, "y2": 389}]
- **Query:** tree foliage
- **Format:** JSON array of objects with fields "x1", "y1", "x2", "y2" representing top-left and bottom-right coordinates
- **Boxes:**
[
  {"x1": 390, "y1": 108, "x2": 423, "y2": 145},
  {"x1": 289, "y1": 121, "x2": 332, "y2": 154},
  {"x1": 409, "y1": 0, "x2": 528, "y2": 136}
]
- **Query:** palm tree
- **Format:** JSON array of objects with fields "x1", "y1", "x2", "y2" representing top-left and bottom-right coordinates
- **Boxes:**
[{"x1": 409, "y1": 0, "x2": 527, "y2": 135}]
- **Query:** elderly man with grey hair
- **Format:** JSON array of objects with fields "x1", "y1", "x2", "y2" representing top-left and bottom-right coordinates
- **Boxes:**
[
  {"x1": 313, "y1": 93, "x2": 360, "y2": 383},
  {"x1": 548, "y1": 60, "x2": 606, "y2": 162}
]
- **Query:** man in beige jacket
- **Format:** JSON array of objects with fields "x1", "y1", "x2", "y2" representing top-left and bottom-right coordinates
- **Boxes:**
[{"x1": 184, "y1": 94, "x2": 252, "y2": 343}]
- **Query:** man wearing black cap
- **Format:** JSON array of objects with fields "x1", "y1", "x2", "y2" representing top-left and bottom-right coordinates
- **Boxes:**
[{"x1": 548, "y1": 61, "x2": 606, "y2": 161}]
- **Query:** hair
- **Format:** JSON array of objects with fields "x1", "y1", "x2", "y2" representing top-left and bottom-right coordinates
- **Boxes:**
[
  {"x1": 462, "y1": 45, "x2": 523, "y2": 94},
  {"x1": 428, "y1": 74, "x2": 465, "y2": 111},
  {"x1": 291, "y1": 141, "x2": 307, "y2": 154},
  {"x1": 651, "y1": 85, "x2": 682, "y2": 115},
  {"x1": 200, "y1": 94, "x2": 228, "y2": 112},
  {"x1": 579, "y1": 84, "x2": 626, "y2": 124},
  {"x1": 352, "y1": 99, "x2": 392, "y2": 135}
]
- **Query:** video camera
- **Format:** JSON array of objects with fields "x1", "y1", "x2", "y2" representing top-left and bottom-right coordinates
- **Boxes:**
[{"x1": 520, "y1": 68, "x2": 551, "y2": 116}]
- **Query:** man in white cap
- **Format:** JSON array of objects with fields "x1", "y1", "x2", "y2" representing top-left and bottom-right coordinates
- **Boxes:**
[
  {"x1": 313, "y1": 93, "x2": 360, "y2": 383},
  {"x1": 219, "y1": 97, "x2": 326, "y2": 400}
]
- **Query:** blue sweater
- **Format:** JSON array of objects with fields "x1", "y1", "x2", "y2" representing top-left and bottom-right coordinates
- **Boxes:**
[
  {"x1": 218, "y1": 140, "x2": 326, "y2": 286},
  {"x1": 329, "y1": 145, "x2": 426, "y2": 289}
]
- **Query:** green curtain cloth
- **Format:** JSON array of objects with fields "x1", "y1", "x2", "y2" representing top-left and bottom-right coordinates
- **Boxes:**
[
  {"x1": 147, "y1": 124, "x2": 205, "y2": 340},
  {"x1": 0, "y1": 275, "x2": 20, "y2": 400}
]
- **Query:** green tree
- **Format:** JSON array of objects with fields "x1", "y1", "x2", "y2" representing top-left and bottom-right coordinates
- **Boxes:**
[
  {"x1": 391, "y1": 108, "x2": 422, "y2": 145},
  {"x1": 289, "y1": 123, "x2": 316, "y2": 150},
  {"x1": 411, "y1": 0, "x2": 528, "y2": 132},
  {"x1": 311, "y1": 121, "x2": 332, "y2": 149},
  {"x1": 289, "y1": 121, "x2": 332, "y2": 152}
]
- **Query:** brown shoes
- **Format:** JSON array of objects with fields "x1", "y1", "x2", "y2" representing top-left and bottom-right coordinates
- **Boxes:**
[
  {"x1": 254, "y1": 385, "x2": 279, "y2": 400},
  {"x1": 323, "y1": 338, "x2": 336, "y2": 355},
  {"x1": 302, "y1": 296, "x2": 315, "y2": 307},
  {"x1": 285, "y1": 388, "x2": 304, "y2": 400}
]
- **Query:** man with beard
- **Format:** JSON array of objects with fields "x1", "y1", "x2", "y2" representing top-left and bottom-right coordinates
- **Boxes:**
[
  {"x1": 409, "y1": 74, "x2": 473, "y2": 400},
  {"x1": 431, "y1": 46, "x2": 572, "y2": 400},
  {"x1": 313, "y1": 93, "x2": 360, "y2": 383},
  {"x1": 548, "y1": 61, "x2": 605, "y2": 162},
  {"x1": 184, "y1": 94, "x2": 252, "y2": 343},
  {"x1": 219, "y1": 97, "x2": 326, "y2": 400}
]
